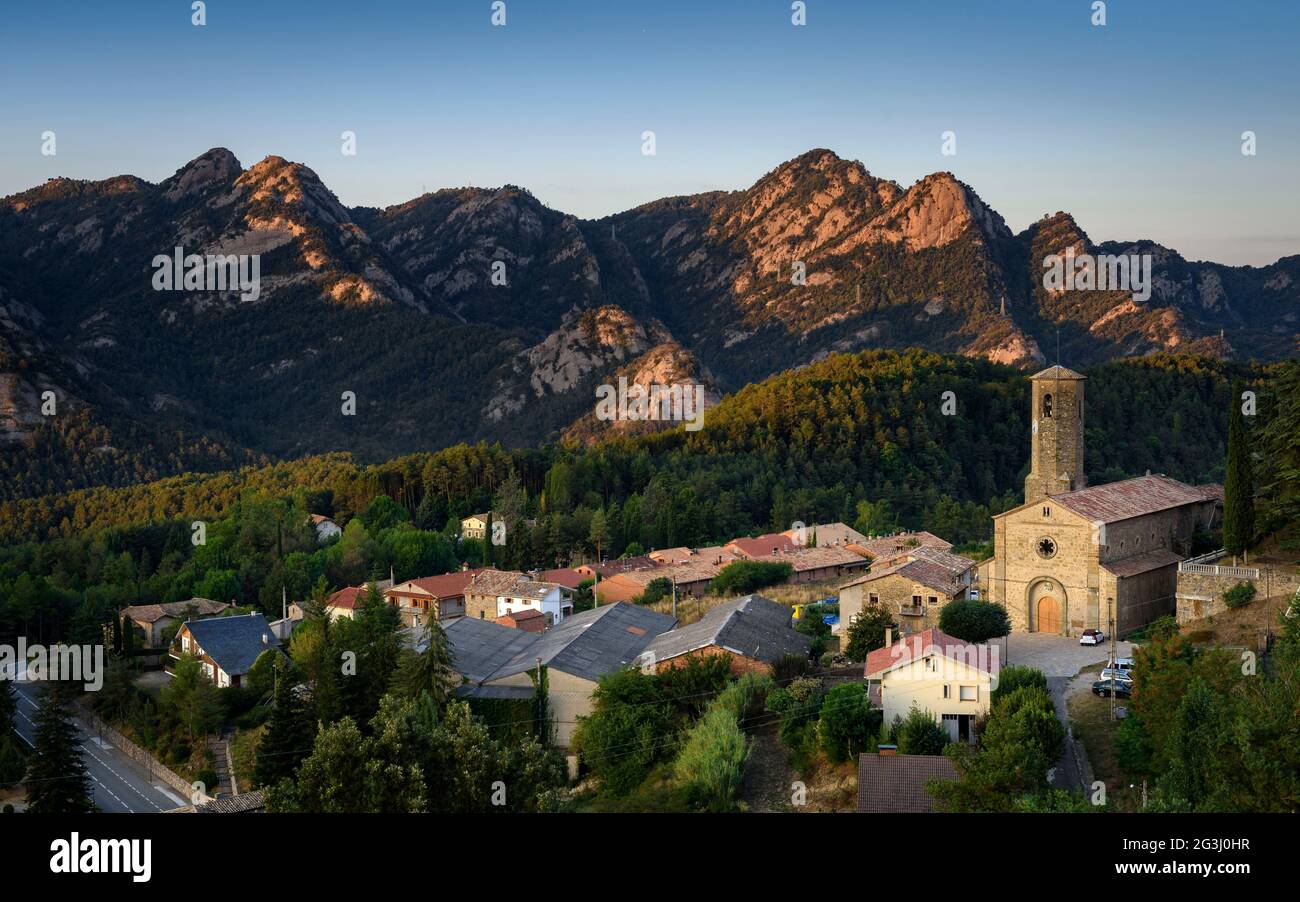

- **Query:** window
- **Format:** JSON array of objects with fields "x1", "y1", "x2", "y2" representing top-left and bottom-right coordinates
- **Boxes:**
[
  {"x1": 868, "y1": 593, "x2": 879, "y2": 605},
  {"x1": 928, "y1": 595, "x2": 938, "y2": 606},
  {"x1": 912, "y1": 594, "x2": 922, "y2": 607},
  {"x1": 959, "y1": 685, "x2": 978, "y2": 702},
  {"x1": 943, "y1": 684, "x2": 951, "y2": 699},
  {"x1": 1037, "y1": 536, "x2": 1057, "y2": 559},
  {"x1": 1043, "y1": 506, "x2": 1051, "y2": 517},
  {"x1": 925, "y1": 657, "x2": 937, "y2": 672},
  {"x1": 1043, "y1": 393, "x2": 1053, "y2": 418}
]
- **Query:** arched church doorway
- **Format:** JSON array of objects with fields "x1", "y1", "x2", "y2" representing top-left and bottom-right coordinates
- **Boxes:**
[{"x1": 1037, "y1": 595, "x2": 1061, "y2": 634}]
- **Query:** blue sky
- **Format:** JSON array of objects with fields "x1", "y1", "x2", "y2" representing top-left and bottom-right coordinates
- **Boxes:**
[{"x1": 1, "y1": 0, "x2": 1296, "y2": 265}]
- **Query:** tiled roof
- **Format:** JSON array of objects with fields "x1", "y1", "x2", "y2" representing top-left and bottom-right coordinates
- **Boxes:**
[
  {"x1": 1102, "y1": 548, "x2": 1184, "y2": 578},
  {"x1": 726, "y1": 533, "x2": 798, "y2": 558},
  {"x1": 840, "y1": 550, "x2": 973, "y2": 593},
  {"x1": 643, "y1": 594, "x2": 810, "y2": 665},
  {"x1": 1049, "y1": 474, "x2": 1215, "y2": 523},
  {"x1": 773, "y1": 545, "x2": 869, "y2": 572},
  {"x1": 123, "y1": 598, "x2": 228, "y2": 624},
  {"x1": 447, "y1": 602, "x2": 676, "y2": 685},
  {"x1": 848, "y1": 531, "x2": 953, "y2": 560},
  {"x1": 864, "y1": 628, "x2": 999, "y2": 679},
  {"x1": 583, "y1": 556, "x2": 659, "y2": 578},
  {"x1": 194, "y1": 789, "x2": 267, "y2": 814},
  {"x1": 326, "y1": 586, "x2": 365, "y2": 611},
  {"x1": 780, "y1": 522, "x2": 870, "y2": 548},
  {"x1": 536, "y1": 568, "x2": 586, "y2": 590},
  {"x1": 1031, "y1": 365, "x2": 1085, "y2": 381},
  {"x1": 857, "y1": 754, "x2": 957, "y2": 813},
  {"x1": 464, "y1": 569, "x2": 528, "y2": 596},
  {"x1": 184, "y1": 614, "x2": 281, "y2": 677},
  {"x1": 393, "y1": 569, "x2": 488, "y2": 599}
]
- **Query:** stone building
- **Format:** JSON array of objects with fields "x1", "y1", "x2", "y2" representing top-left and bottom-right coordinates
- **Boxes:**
[
  {"x1": 983, "y1": 366, "x2": 1222, "y2": 636},
  {"x1": 837, "y1": 547, "x2": 976, "y2": 637}
]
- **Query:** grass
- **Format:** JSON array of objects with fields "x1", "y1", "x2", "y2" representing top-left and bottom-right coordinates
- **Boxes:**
[{"x1": 1066, "y1": 663, "x2": 1142, "y2": 813}]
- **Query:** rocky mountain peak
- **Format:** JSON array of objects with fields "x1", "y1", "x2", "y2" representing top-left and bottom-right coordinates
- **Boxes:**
[{"x1": 162, "y1": 147, "x2": 242, "y2": 201}]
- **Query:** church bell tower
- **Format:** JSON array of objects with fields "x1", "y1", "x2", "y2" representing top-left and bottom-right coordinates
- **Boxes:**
[{"x1": 1024, "y1": 366, "x2": 1086, "y2": 505}]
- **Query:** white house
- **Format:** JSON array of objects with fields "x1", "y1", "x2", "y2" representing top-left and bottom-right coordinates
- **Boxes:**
[
  {"x1": 310, "y1": 514, "x2": 342, "y2": 543},
  {"x1": 863, "y1": 628, "x2": 1000, "y2": 744},
  {"x1": 495, "y1": 579, "x2": 572, "y2": 628}
]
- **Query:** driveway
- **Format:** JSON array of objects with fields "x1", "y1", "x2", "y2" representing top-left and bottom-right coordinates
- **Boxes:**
[
  {"x1": 1000, "y1": 633, "x2": 1137, "y2": 795},
  {"x1": 1003, "y1": 632, "x2": 1134, "y2": 678}
]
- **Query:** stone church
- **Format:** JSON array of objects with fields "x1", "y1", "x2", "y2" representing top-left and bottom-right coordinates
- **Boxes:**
[{"x1": 982, "y1": 366, "x2": 1222, "y2": 636}]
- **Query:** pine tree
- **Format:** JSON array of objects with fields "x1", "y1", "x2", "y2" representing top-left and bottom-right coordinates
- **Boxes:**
[
  {"x1": 1223, "y1": 379, "x2": 1255, "y2": 558},
  {"x1": 26, "y1": 688, "x2": 92, "y2": 813},
  {"x1": 395, "y1": 619, "x2": 457, "y2": 709},
  {"x1": 253, "y1": 658, "x2": 313, "y2": 788}
]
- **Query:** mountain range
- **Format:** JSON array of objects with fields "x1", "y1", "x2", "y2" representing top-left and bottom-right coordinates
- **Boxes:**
[{"x1": 1, "y1": 147, "x2": 1296, "y2": 501}]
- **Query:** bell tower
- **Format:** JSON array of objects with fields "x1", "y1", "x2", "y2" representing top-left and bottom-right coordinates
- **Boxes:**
[{"x1": 1024, "y1": 365, "x2": 1086, "y2": 505}]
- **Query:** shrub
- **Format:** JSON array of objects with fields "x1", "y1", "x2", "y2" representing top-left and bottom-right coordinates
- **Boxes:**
[
  {"x1": 938, "y1": 599, "x2": 1011, "y2": 643},
  {"x1": 714, "y1": 673, "x2": 773, "y2": 724},
  {"x1": 709, "y1": 561, "x2": 794, "y2": 595},
  {"x1": 843, "y1": 603, "x2": 897, "y2": 661},
  {"x1": 818, "y1": 683, "x2": 880, "y2": 762},
  {"x1": 573, "y1": 669, "x2": 675, "y2": 795},
  {"x1": 672, "y1": 707, "x2": 749, "y2": 812},
  {"x1": 639, "y1": 577, "x2": 674, "y2": 606},
  {"x1": 654, "y1": 653, "x2": 732, "y2": 719},
  {"x1": 990, "y1": 665, "x2": 1048, "y2": 705},
  {"x1": 772, "y1": 653, "x2": 810, "y2": 684},
  {"x1": 1223, "y1": 581, "x2": 1256, "y2": 609},
  {"x1": 895, "y1": 704, "x2": 948, "y2": 755}
]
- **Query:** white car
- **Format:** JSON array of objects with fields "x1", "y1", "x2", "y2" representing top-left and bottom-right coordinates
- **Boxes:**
[
  {"x1": 1100, "y1": 657, "x2": 1134, "y2": 684},
  {"x1": 1079, "y1": 628, "x2": 1105, "y2": 646}
]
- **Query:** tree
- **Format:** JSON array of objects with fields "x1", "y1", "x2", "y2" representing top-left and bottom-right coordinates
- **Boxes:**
[
  {"x1": 252, "y1": 658, "x2": 314, "y2": 789},
  {"x1": 709, "y1": 560, "x2": 793, "y2": 595},
  {"x1": 589, "y1": 509, "x2": 610, "y2": 562},
  {"x1": 817, "y1": 683, "x2": 880, "y2": 762},
  {"x1": 990, "y1": 664, "x2": 1048, "y2": 705},
  {"x1": 162, "y1": 652, "x2": 223, "y2": 747},
  {"x1": 572, "y1": 668, "x2": 674, "y2": 794},
  {"x1": 938, "y1": 598, "x2": 1011, "y2": 643},
  {"x1": 843, "y1": 602, "x2": 897, "y2": 661},
  {"x1": 394, "y1": 618, "x2": 458, "y2": 709},
  {"x1": 0, "y1": 681, "x2": 24, "y2": 788},
  {"x1": 26, "y1": 688, "x2": 92, "y2": 813},
  {"x1": 894, "y1": 704, "x2": 948, "y2": 755},
  {"x1": 1223, "y1": 378, "x2": 1255, "y2": 558}
]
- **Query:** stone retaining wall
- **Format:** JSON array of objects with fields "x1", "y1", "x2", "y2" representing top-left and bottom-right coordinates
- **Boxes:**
[
  {"x1": 1176, "y1": 565, "x2": 1300, "y2": 624},
  {"x1": 75, "y1": 703, "x2": 214, "y2": 805}
]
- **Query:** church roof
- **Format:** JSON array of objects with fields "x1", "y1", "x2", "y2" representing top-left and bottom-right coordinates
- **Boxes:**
[
  {"x1": 1050, "y1": 474, "x2": 1216, "y2": 523},
  {"x1": 1031, "y1": 365, "x2": 1085, "y2": 380},
  {"x1": 1102, "y1": 548, "x2": 1184, "y2": 578}
]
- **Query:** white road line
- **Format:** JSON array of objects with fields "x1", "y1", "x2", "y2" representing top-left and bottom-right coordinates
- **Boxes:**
[{"x1": 78, "y1": 742, "x2": 163, "y2": 812}]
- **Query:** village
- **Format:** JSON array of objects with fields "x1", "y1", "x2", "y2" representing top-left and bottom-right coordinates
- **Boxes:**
[{"x1": 75, "y1": 366, "x2": 1296, "y2": 815}]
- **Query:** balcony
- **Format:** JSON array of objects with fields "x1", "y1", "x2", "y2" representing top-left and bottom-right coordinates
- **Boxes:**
[{"x1": 898, "y1": 605, "x2": 925, "y2": 617}]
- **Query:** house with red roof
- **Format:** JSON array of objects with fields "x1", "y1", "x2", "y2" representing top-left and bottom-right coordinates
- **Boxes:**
[
  {"x1": 384, "y1": 569, "x2": 486, "y2": 626},
  {"x1": 864, "y1": 628, "x2": 1000, "y2": 744}
]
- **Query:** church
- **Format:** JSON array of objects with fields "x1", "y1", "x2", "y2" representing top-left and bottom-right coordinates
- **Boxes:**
[{"x1": 981, "y1": 366, "x2": 1222, "y2": 637}]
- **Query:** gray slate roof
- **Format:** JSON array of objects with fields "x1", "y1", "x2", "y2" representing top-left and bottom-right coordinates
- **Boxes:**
[
  {"x1": 444, "y1": 602, "x2": 676, "y2": 685},
  {"x1": 857, "y1": 754, "x2": 957, "y2": 813},
  {"x1": 644, "y1": 594, "x2": 811, "y2": 665},
  {"x1": 184, "y1": 613, "x2": 281, "y2": 677}
]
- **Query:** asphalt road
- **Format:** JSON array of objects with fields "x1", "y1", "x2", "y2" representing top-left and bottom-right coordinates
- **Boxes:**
[{"x1": 9, "y1": 671, "x2": 189, "y2": 813}]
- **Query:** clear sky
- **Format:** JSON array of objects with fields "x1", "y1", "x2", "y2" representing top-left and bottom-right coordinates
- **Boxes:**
[{"x1": 2, "y1": 0, "x2": 1296, "y2": 265}]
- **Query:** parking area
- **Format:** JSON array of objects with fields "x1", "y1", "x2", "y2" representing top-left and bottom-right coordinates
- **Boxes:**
[{"x1": 1004, "y1": 632, "x2": 1135, "y2": 678}]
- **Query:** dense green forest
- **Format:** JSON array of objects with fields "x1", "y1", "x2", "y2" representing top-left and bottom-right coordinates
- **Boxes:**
[{"x1": 2, "y1": 349, "x2": 1295, "y2": 651}]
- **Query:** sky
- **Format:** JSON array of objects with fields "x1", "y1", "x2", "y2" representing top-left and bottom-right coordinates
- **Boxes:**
[{"x1": 1, "y1": 0, "x2": 1297, "y2": 265}]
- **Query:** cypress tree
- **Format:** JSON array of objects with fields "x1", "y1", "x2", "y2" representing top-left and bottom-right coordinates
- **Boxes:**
[
  {"x1": 1223, "y1": 379, "x2": 1255, "y2": 558},
  {"x1": 27, "y1": 688, "x2": 92, "y2": 813}
]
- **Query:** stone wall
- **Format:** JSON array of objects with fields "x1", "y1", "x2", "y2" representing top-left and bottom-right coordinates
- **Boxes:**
[
  {"x1": 1176, "y1": 564, "x2": 1300, "y2": 624},
  {"x1": 76, "y1": 704, "x2": 213, "y2": 805}
]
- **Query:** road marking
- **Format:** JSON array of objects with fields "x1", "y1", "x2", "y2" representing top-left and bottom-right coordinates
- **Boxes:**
[{"x1": 79, "y1": 741, "x2": 164, "y2": 812}]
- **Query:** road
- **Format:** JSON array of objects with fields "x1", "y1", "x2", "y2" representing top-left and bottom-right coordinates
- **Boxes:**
[{"x1": 9, "y1": 669, "x2": 189, "y2": 813}]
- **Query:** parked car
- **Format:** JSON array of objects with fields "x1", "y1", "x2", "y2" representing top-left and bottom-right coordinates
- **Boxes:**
[
  {"x1": 1100, "y1": 666, "x2": 1134, "y2": 684},
  {"x1": 1091, "y1": 678, "x2": 1132, "y2": 698},
  {"x1": 1079, "y1": 628, "x2": 1105, "y2": 646}
]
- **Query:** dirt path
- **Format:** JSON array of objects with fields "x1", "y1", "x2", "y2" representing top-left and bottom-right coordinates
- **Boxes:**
[{"x1": 739, "y1": 725, "x2": 798, "y2": 812}]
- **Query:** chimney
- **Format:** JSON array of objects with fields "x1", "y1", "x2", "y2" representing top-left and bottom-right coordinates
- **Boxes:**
[
  {"x1": 885, "y1": 628, "x2": 893, "y2": 648},
  {"x1": 879, "y1": 744, "x2": 898, "y2": 757}
]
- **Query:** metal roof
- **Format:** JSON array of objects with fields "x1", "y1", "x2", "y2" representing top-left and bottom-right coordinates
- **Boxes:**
[{"x1": 643, "y1": 594, "x2": 810, "y2": 665}]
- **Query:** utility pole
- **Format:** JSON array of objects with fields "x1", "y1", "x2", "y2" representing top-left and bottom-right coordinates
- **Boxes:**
[
  {"x1": 671, "y1": 576, "x2": 678, "y2": 622},
  {"x1": 1108, "y1": 596, "x2": 1117, "y2": 721}
]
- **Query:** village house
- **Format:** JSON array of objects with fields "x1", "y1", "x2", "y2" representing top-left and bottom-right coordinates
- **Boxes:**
[
  {"x1": 573, "y1": 556, "x2": 659, "y2": 582},
  {"x1": 497, "y1": 608, "x2": 546, "y2": 633},
  {"x1": 121, "y1": 598, "x2": 230, "y2": 648},
  {"x1": 771, "y1": 544, "x2": 869, "y2": 583},
  {"x1": 534, "y1": 567, "x2": 586, "y2": 593},
  {"x1": 724, "y1": 533, "x2": 799, "y2": 559},
  {"x1": 460, "y1": 512, "x2": 494, "y2": 541},
  {"x1": 857, "y1": 747, "x2": 958, "y2": 813},
  {"x1": 780, "y1": 521, "x2": 869, "y2": 549},
  {"x1": 172, "y1": 613, "x2": 284, "y2": 689},
  {"x1": 845, "y1": 530, "x2": 954, "y2": 567},
  {"x1": 494, "y1": 575, "x2": 573, "y2": 627},
  {"x1": 325, "y1": 576, "x2": 396, "y2": 621},
  {"x1": 983, "y1": 365, "x2": 1222, "y2": 636},
  {"x1": 444, "y1": 602, "x2": 677, "y2": 747},
  {"x1": 463, "y1": 569, "x2": 527, "y2": 620},
  {"x1": 309, "y1": 514, "x2": 342, "y2": 543},
  {"x1": 641, "y1": 594, "x2": 811, "y2": 675},
  {"x1": 385, "y1": 569, "x2": 486, "y2": 627},
  {"x1": 648, "y1": 546, "x2": 740, "y2": 567},
  {"x1": 837, "y1": 546, "x2": 976, "y2": 635},
  {"x1": 595, "y1": 561, "x2": 719, "y2": 604},
  {"x1": 864, "y1": 628, "x2": 999, "y2": 744}
]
